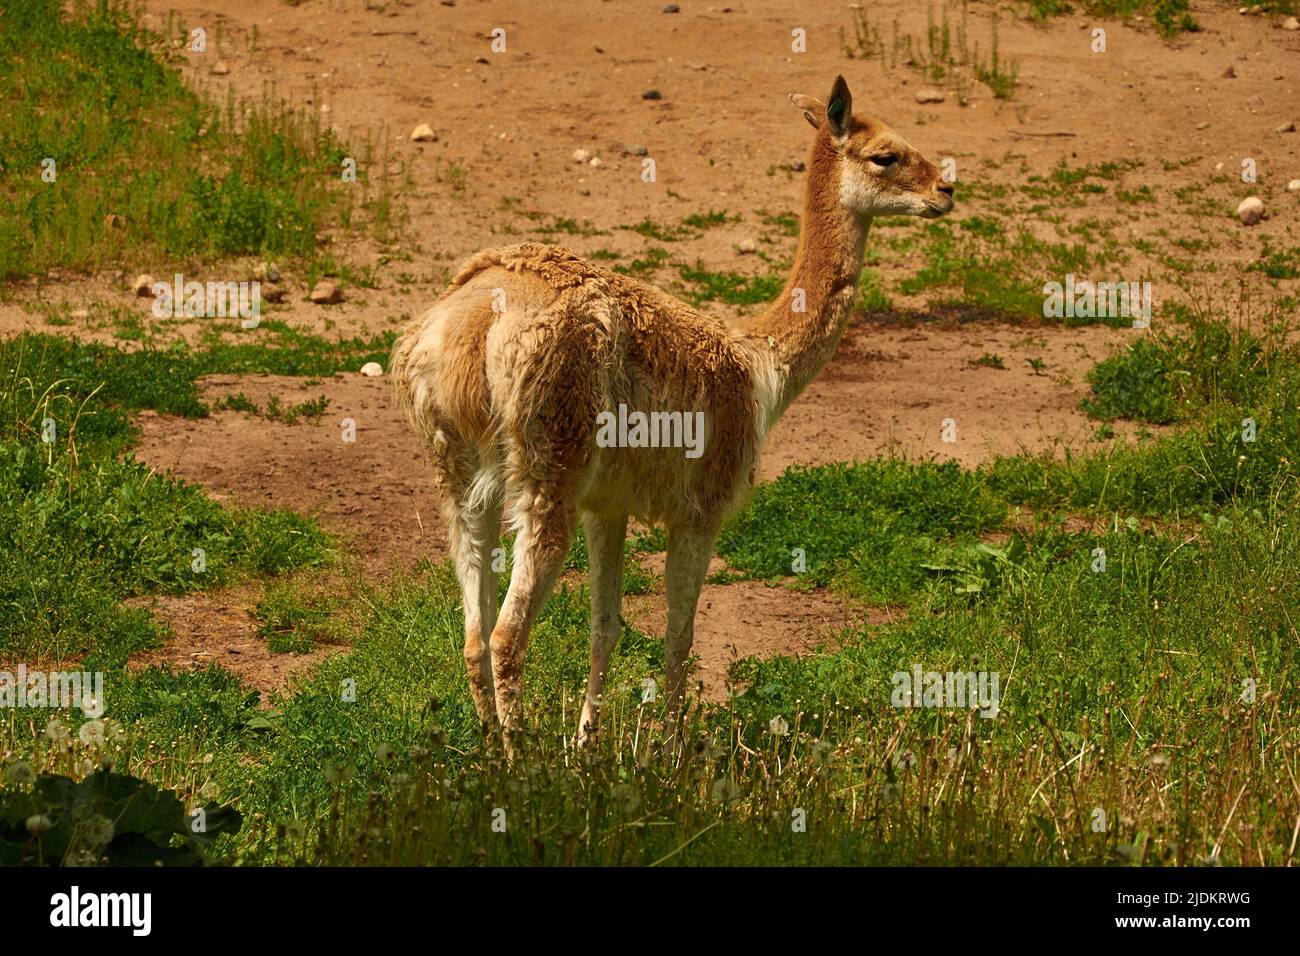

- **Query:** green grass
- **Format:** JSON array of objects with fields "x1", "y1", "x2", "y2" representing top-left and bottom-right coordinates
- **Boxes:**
[
  {"x1": 1026, "y1": 1, "x2": 1200, "y2": 38},
  {"x1": 3, "y1": 313, "x2": 1300, "y2": 865},
  {"x1": 255, "y1": 582, "x2": 341, "y2": 654},
  {"x1": 677, "y1": 263, "x2": 783, "y2": 307},
  {"x1": 0, "y1": 334, "x2": 336, "y2": 667},
  {"x1": 0, "y1": 0, "x2": 369, "y2": 279}
]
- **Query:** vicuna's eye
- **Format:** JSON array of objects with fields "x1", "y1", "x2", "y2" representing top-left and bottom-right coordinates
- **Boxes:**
[{"x1": 870, "y1": 154, "x2": 898, "y2": 167}]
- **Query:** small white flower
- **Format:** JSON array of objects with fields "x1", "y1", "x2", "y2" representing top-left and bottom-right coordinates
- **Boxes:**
[
  {"x1": 82, "y1": 814, "x2": 115, "y2": 848},
  {"x1": 25, "y1": 814, "x2": 53, "y2": 834},
  {"x1": 44, "y1": 717, "x2": 70, "y2": 743},
  {"x1": 768, "y1": 716, "x2": 790, "y2": 738},
  {"x1": 4, "y1": 762, "x2": 36, "y2": 786},
  {"x1": 78, "y1": 720, "x2": 105, "y2": 748}
]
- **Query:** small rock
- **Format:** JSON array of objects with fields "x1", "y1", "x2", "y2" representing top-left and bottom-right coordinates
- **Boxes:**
[
  {"x1": 737, "y1": 238, "x2": 757, "y2": 254},
  {"x1": 1237, "y1": 196, "x2": 1265, "y2": 225},
  {"x1": 410, "y1": 123, "x2": 437, "y2": 142},
  {"x1": 309, "y1": 280, "x2": 342, "y2": 304},
  {"x1": 1287, "y1": 179, "x2": 1300, "y2": 194},
  {"x1": 577, "y1": 186, "x2": 591, "y2": 196},
  {"x1": 572, "y1": 148, "x2": 591, "y2": 163},
  {"x1": 211, "y1": 61, "x2": 230, "y2": 76},
  {"x1": 1276, "y1": 121, "x2": 1297, "y2": 133},
  {"x1": 260, "y1": 284, "x2": 286, "y2": 304},
  {"x1": 589, "y1": 156, "x2": 603, "y2": 167},
  {"x1": 915, "y1": 88, "x2": 945, "y2": 104},
  {"x1": 359, "y1": 362, "x2": 384, "y2": 377},
  {"x1": 254, "y1": 262, "x2": 282, "y2": 282},
  {"x1": 642, "y1": 89, "x2": 662, "y2": 100},
  {"x1": 1196, "y1": 121, "x2": 1210, "y2": 130},
  {"x1": 1284, "y1": 16, "x2": 1300, "y2": 31},
  {"x1": 1223, "y1": 65, "x2": 1236, "y2": 79},
  {"x1": 625, "y1": 144, "x2": 649, "y2": 156},
  {"x1": 663, "y1": 3, "x2": 680, "y2": 12},
  {"x1": 133, "y1": 274, "x2": 156, "y2": 297}
]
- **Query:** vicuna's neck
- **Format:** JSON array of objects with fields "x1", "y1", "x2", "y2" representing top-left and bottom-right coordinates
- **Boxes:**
[{"x1": 749, "y1": 136, "x2": 870, "y2": 429}]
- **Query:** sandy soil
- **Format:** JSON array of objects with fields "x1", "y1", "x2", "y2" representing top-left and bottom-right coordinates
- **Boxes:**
[{"x1": 8, "y1": 0, "x2": 1299, "y2": 695}]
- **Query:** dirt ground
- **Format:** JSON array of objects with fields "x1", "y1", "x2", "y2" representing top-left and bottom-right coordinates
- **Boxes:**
[{"x1": 9, "y1": 0, "x2": 1299, "y2": 696}]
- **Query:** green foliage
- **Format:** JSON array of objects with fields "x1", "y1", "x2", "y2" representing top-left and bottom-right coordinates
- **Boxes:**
[
  {"x1": 717, "y1": 459, "x2": 1007, "y2": 600},
  {"x1": 1082, "y1": 338, "x2": 1179, "y2": 424},
  {"x1": 0, "y1": 768, "x2": 241, "y2": 866},
  {"x1": 255, "y1": 583, "x2": 339, "y2": 654},
  {"x1": 0, "y1": 334, "x2": 335, "y2": 665},
  {"x1": 677, "y1": 263, "x2": 784, "y2": 307},
  {"x1": 0, "y1": 0, "x2": 363, "y2": 278}
]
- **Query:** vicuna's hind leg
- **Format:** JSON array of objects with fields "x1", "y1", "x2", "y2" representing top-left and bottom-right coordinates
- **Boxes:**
[
  {"x1": 447, "y1": 485, "x2": 503, "y2": 732},
  {"x1": 577, "y1": 511, "x2": 628, "y2": 747},
  {"x1": 663, "y1": 522, "x2": 717, "y2": 742},
  {"x1": 491, "y1": 488, "x2": 579, "y2": 747}
]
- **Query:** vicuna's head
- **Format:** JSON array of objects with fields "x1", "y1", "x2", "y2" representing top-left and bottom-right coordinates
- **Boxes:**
[{"x1": 791, "y1": 75, "x2": 954, "y2": 220}]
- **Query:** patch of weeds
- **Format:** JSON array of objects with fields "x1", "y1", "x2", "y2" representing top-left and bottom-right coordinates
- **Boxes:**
[
  {"x1": 255, "y1": 582, "x2": 340, "y2": 654},
  {"x1": 264, "y1": 395, "x2": 330, "y2": 425},
  {"x1": 677, "y1": 264, "x2": 783, "y2": 307},
  {"x1": 0, "y1": 0, "x2": 361, "y2": 279},
  {"x1": 858, "y1": 268, "x2": 892, "y2": 312},
  {"x1": 1249, "y1": 244, "x2": 1300, "y2": 281}
]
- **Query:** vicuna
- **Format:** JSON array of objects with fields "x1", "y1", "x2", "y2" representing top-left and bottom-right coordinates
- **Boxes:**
[{"x1": 392, "y1": 76, "x2": 953, "y2": 752}]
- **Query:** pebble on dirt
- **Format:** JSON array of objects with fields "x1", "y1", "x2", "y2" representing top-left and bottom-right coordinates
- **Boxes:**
[
  {"x1": 1283, "y1": 16, "x2": 1300, "y2": 30},
  {"x1": 309, "y1": 280, "x2": 343, "y2": 304},
  {"x1": 572, "y1": 148, "x2": 591, "y2": 163},
  {"x1": 1237, "y1": 196, "x2": 1266, "y2": 225},
  {"x1": 359, "y1": 362, "x2": 384, "y2": 378},
  {"x1": 133, "y1": 274, "x2": 155, "y2": 296},
  {"x1": 211, "y1": 61, "x2": 229, "y2": 76},
  {"x1": 410, "y1": 124, "x2": 437, "y2": 142},
  {"x1": 1287, "y1": 179, "x2": 1300, "y2": 194},
  {"x1": 642, "y1": 90, "x2": 663, "y2": 100},
  {"x1": 625, "y1": 144, "x2": 649, "y2": 156},
  {"x1": 737, "y1": 239, "x2": 757, "y2": 254},
  {"x1": 915, "y1": 88, "x2": 945, "y2": 104},
  {"x1": 1276, "y1": 121, "x2": 1297, "y2": 133}
]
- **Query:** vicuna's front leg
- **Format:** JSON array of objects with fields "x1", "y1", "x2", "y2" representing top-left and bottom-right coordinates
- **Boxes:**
[
  {"x1": 448, "y1": 498, "x2": 504, "y2": 732},
  {"x1": 491, "y1": 491, "x2": 578, "y2": 750},
  {"x1": 578, "y1": 510, "x2": 628, "y2": 746},
  {"x1": 662, "y1": 522, "x2": 717, "y2": 739}
]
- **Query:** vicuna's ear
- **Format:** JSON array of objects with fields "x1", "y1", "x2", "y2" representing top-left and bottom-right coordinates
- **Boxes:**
[
  {"x1": 824, "y1": 75, "x2": 852, "y2": 139},
  {"x1": 789, "y1": 93, "x2": 825, "y2": 130}
]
